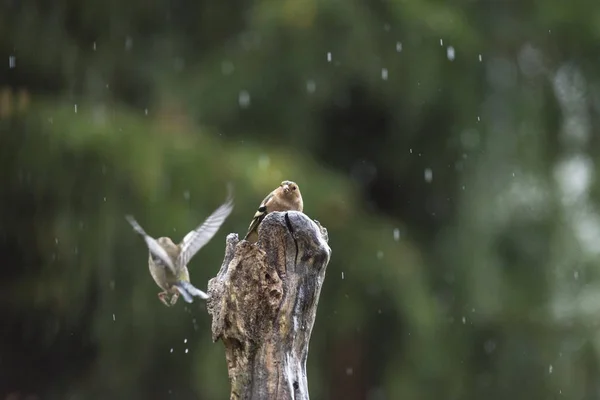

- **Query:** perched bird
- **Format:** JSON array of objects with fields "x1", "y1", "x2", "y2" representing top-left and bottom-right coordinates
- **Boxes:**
[
  {"x1": 244, "y1": 180, "x2": 303, "y2": 242},
  {"x1": 126, "y1": 190, "x2": 234, "y2": 307}
]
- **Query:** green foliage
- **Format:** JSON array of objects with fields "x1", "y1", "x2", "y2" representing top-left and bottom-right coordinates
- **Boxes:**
[{"x1": 2, "y1": 0, "x2": 600, "y2": 399}]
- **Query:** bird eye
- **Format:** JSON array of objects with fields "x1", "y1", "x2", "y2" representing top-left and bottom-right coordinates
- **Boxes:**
[{"x1": 292, "y1": 186, "x2": 296, "y2": 190}]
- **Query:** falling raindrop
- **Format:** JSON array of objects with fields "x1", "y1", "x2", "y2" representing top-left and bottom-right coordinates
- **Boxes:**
[
  {"x1": 184, "y1": 338, "x2": 188, "y2": 344},
  {"x1": 183, "y1": 191, "x2": 190, "y2": 201},
  {"x1": 393, "y1": 228, "x2": 400, "y2": 241},
  {"x1": 112, "y1": 314, "x2": 116, "y2": 321},
  {"x1": 549, "y1": 365, "x2": 553, "y2": 374},
  {"x1": 327, "y1": 52, "x2": 332, "y2": 62},
  {"x1": 478, "y1": 54, "x2": 483, "y2": 62},
  {"x1": 306, "y1": 80, "x2": 316, "y2": 93},
  {"x1": 144, "y1": 108, "x2": 148, "y2": 116},
  {"x1": 381, "y1": 68, "x2": 388, "y2": 80},
  {"x1": 125, "y1": 36, "x2": 133, "y2": 51},
  {"x1": 484, "y1": 340, "x2": 496, "y2": 354},
  {"x1": 376, "y1": 251, "x2": 384, "y2": 260},
  {"x1": 462, "y1": 316, "x2": 466, "y2": 324},
  {"x1": 259, "y1": 155, "x2": 270, "y2": 170},
  {"x1": 185, "y1": 349, "x2": 189, "y2": 354},
  {"x1": 341, "y1": 272, "x2": 345, "y2": 280},
  {"x1": 440, "y1": 39, "x2": 443, "y2": 46},
  {"x1": 170, "y1": 348, "x2": 174, "y2": 353},
  {"x1": 446, "y1": 46, "x2": 455, "y2": 61},
  {"x1": 396, "y1": 42, "x2": 403, "y2": 52},
  {"x1": 424, "y1": 168, "x2": 433, "y2": 183},
  {"x1": 238, "y1": 91, "x2": 251, "y2": 108},
  {"x1": 74, "y1": 104, "x2": 78, "y2": 113},
  {"x1": 8, "y1": 56, "x2": 15, "y2": 69}
]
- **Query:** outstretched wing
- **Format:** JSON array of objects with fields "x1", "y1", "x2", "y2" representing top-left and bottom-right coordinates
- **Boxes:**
[
  {"x1": 125, "y1": 215, "x2": 176, "y2": 274},
  {"x1": 177, "y1": 189, "x2": 234, "y2": 268}
]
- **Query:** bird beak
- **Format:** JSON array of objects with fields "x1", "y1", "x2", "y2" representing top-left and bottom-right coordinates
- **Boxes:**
[{"x1": 282, "y1": 184, "x2": 289, "y2": 193}]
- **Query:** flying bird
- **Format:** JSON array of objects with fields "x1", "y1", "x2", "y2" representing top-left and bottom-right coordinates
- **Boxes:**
[
  {"x1": 244, "y1": 180, "x2": 303, "y2": 242},
  {"x1": 126, "y1": 188, "x2": 234, "y2": 306}
]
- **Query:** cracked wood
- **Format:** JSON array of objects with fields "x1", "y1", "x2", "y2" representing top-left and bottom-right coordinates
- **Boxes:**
[{"x1": 207, "y1": 211, "x2": 331, "y2": 400}]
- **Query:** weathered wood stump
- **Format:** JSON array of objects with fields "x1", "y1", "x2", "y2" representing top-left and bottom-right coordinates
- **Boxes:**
[{"x1": 207, "y1": 211, "x2": 331, "y2": 400}]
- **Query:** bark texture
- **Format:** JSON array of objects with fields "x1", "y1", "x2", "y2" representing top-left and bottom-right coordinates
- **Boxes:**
[{"x1": 207, "y1": 211, "x2": 331, "y2": 400}]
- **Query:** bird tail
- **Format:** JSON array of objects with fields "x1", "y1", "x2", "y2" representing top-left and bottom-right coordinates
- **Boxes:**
[{"x1": 174, "y1": 280, "x2": 209, "y2": 302}]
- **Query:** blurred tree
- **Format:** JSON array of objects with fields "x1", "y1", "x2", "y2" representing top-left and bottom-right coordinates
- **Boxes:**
[{"x1": 2, "y1": 1, "x2": 600, "y2": 399}]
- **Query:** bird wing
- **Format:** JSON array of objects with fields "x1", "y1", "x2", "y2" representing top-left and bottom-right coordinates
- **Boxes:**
[
  {"x1": 125, "y1": 215, "x2": 177, "y2": 274},
  {"x1": 244, "y1": 191, "x2": 274, "y2": 240},
  {"x1": 177, "y1": 191, "x2": 234, "y2": 268}
]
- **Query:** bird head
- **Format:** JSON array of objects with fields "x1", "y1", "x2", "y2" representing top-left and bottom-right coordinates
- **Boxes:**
[{"x1": 280, "y1": 180, "x2": 300, "y2": 198}]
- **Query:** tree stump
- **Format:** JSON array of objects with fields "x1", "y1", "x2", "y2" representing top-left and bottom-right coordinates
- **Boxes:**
[{"x1": 207, "y1": 211, "x2": 331, "y2": 400}]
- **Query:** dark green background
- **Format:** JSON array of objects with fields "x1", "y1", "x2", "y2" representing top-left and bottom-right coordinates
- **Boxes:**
[{"x1": 1, "y1": 1, "x2": 598, "y2": 399}]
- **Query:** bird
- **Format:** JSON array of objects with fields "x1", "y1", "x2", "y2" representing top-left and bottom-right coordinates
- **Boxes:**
[
  {"x1": 244, "y1": 180, "x2": 303, "y2": 242},
  {"x1": 125, "y1": 188, "x2": 234, "y2": 307}
]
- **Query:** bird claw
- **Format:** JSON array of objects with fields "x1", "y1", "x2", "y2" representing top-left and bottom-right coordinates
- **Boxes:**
[
  {"x1": 158, "y1": 292, "x2": 171, "y2": 307},
  {"x1": 170, "y1": 292, "x2": 179, "y2": 306}
]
